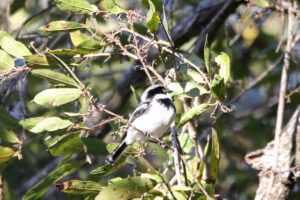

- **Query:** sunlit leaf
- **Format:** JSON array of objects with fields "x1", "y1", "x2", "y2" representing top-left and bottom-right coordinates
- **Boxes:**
[
  {"x1": 55, "y1": 0, "x2": 99, "y2": 14},
  {"x1": 177, "y1": 104, "x2": 212, "y2": 129},
  {"x1": 96, "y1": 177, "x2": 156, "y2": 200},
  {"x1": 0, "y1": 50, "x2": 15, "y2": 74},
  {"x1": 22, "y1": 161, "x2": 84, "y2": 200},
  {"x1": 146, "y1": 0, "x2": 160, "y2": 34},
  {"x1": 24, "y1": 54, "x2": 69, "y2": 68},
  {"x1": 39, "y1": 21, "x2": 86, "y2": 36},
  {"x1": 215, "y1": 52, "x2": 230, "y2": 84},
  {"x1": 210, "y1": 74, "x2": 226, "y2": 101},
  {"x1": 167, "y1": 82, "x2": 208, "y2": 98},
  {"x1": 187, "y1": 68, "x2": 205, "y2": 84},
  {"x1": 33, "y1": 88, "x2": 82, "y2": 106},
  {"x1": 45, "y1": 49, "x2": 79, "y2": 55},
  {"x1": 76, "y1": 40, "x2": 101, "y2": 54},
  {"x1": 209, "y1": 128, "x2": 220, "y2": 185},
  {"x1": 0, "y1": 146, "x2": 15, "y2": 164},
  {"x1": 55, "y1": 180, "x2": 102, "y2": 195},
  {"x1": 0, "y1": 31, "x2": 31, "y2": 58},
  {"x1": 48, "y1": 132, "x2": 83, "y2": 156},
  {"x1": 179, "y1": 132, "x2": 194, "y2": 159},
  {"x1": 102, "y1": 0, "x2": 123, "y2": 14},
  {"x1": 70, "y1": 30, "x2": 90, "y2": 47},
  {"x1": 27, "y1": 117, "x2": 72, "y2": 134},
  {"x1": 254, "y1": 0, "x2": 270, "y2": 8},
  {"x1": 31, "y1": 69, "x2": 79, "y2": 88},
  {"x1": 19, "y1": 116, "x2": 45, "y2": 130}
]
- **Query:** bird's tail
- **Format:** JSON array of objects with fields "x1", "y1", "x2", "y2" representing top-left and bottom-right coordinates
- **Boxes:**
[{"x1": 105, "y1": 141, "x2": 127, "y2": 164}]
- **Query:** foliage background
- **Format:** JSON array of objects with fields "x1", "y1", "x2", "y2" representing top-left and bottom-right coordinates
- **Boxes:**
[{"x1": 0, "y1": 0, "x2": 299, "y2": 199}]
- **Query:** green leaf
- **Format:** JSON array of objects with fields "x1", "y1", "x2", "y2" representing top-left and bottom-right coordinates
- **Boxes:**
[
  {"x1": 215, "y1": 52, "x2": 230, "y2": 84},
  {"x1": 0, "y1": 50, "x2": 15, "y2": 74},
  {"x1": 96, "y1": 177, "x2": 156, "y2": 200},
  {"x1": 0, "y1": 31, "x2": 31, "y2": 58},
  {"x1": 142, "y1": 0, "x2": 163, "y2": 12},
  {"x1": 210, "y1": 74, "x2": 226, "y2": 101},
  {"x1": 204, "y1": 35, "x2": 211, "y2": 77},
  {"x1": 0, "y1": 106, "x2": 19, "y2": 127},
  {"x1": 76, "y1": 40, "x2": 101, "y2": 54},
  {"x1": 126, "y1": 156, "x2": 156, "y2": 174},
  {"x1": 179, "y1": 132, "x2": 194, "y2": 159},
  {"x1": 167, "y1": 82, "x2": 208, "y2": 98},
  {"x1": 254, "y1": 0, "x2": 270, "y2": 8},
  {"x1": 187, "y1": 68, "x2": 205, "y2": 84},
  {"x1": 22, "y1": 161, "x2": 84, "y2": 200},
  {"x1": 146, "y1": 0, "x2": 160, "y2": 34},
  {"x1": 33, "y1": 88, "x2": 82, "y2": 106},
  {"x1": 0, "y1": 128, "x2": 20, "y2": 144},
  {"x1": 102, "y1": 0, "x2": 123, "y2": 14},
  {"x1": 24, "y1": 54, "x2": 67, "y2": 68},
  {"x1": 162, "y1": 4, "x2": 172, "y2": 41},
  {"x1": 90, "y1": 156, "x2": 127, "y2": 176},
  {"x1": 45, "y1": 49, "x2": 79, "y2": 55},
  {"x1": 19, "y1": 117, "x2": 45, "y2": 130},
  {"x1": 70, "y1": 30, "x2": 90, "y2": 47},
  {"x1": 177, "y1": 104, "x2": 212, "y2": 129},
  {"x1": 55, "y1": 180, "x2": 102, "y2": 195},
  {"x1": 26, "y1": 117, "x2": 72, "y2": 134},
  {"x1": 0, "y1": 146, "x2": 15, "y2": 164},
  {"x1": 55, "y1": 0, "x2": 99, "y2": 14},
  {"x1": 209, "y1": 128, "x2": 220, "y2": 185},
  {"x1": 39, "y1": 21, "x2": 86, "y2": 36},
  {"x1": 0, "y1": 107, "x2": 20, "y2": 143},
  {"x1": 132, "y1": 23, "x2": 149, "y2": 36},
  {"x1": 31, "y1": 69, "x2": 79, "y2": 88},
  {"x1": 48, "y1": 132, "x2": 84, "y2": 156},
  {"x1": 130, "y1": 85, "x2": 140, "y2": 103}
]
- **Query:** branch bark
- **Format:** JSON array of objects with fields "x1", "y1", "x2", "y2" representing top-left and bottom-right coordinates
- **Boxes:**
[{"x1": 245, "y1": 106, "x2": 300, "y2": 200}]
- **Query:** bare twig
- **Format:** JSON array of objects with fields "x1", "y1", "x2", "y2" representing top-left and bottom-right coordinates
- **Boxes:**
[
  {"x1": 170, "y1": 123, "x2": 182, "y2": 185},
  {"x1": 231, "y1": 54, "x2": 284, "y2": 103},
  {"x1": 181, "y1": 156, "x2": 211, "y2": 200},
  {"x1": 268, "y1": 2, "x2": 294, "y2": 199}
]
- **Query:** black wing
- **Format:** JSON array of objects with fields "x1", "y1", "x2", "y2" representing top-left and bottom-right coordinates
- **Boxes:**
[{"x1": 120, "y1": 101, "x2": 151, "y2": 141}]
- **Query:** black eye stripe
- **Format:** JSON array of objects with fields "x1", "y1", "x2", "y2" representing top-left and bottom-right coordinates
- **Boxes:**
[{"x1": 146, "y1": 86, "x2": 166, "y2": 99}]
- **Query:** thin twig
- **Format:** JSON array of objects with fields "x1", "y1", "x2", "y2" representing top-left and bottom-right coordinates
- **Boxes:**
[
  {"x1": 171, "y1": 123, "x2": 182, "y2": 185},
  {"x1": 128, "y1": 17, "x2": 154, "y2": 85},
  {"x1": 231, "y1": 54, "x2": 284, "y2": 103},
  {"x1": 268, "y1": 2, "x2": 294, "y2": 199},
  {"x1": 181, "y1": 156, "x2": 211, "y2": 200}
]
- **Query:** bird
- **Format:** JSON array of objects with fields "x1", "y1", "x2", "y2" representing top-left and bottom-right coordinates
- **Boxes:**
[{"x1": 105, "y1": 84, "x2": 176, "y2": 164}]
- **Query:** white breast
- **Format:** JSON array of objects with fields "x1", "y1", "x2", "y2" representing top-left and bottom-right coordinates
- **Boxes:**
[{"x1": 125, "y1": 98, "x2": 175, "y2": 144}]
